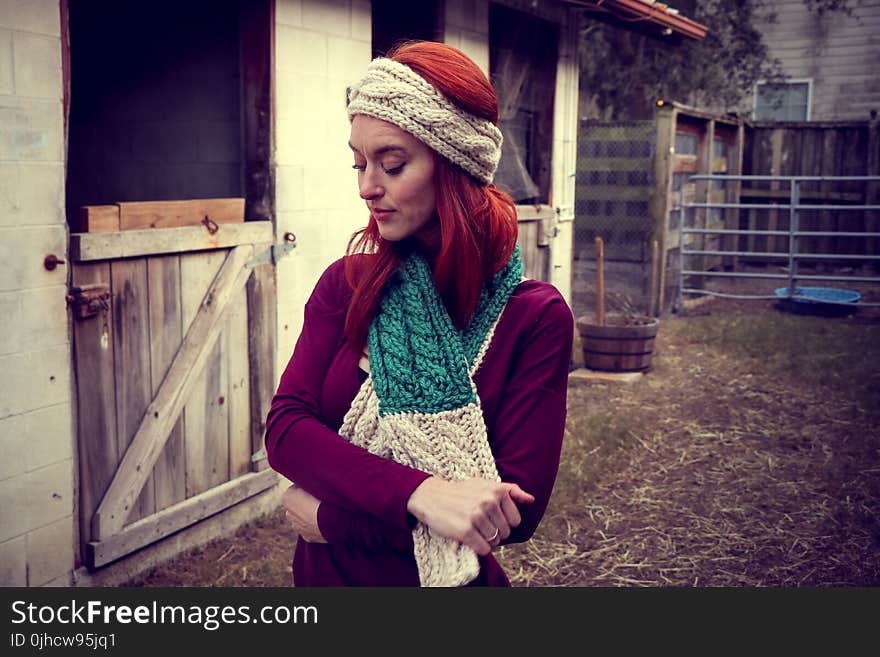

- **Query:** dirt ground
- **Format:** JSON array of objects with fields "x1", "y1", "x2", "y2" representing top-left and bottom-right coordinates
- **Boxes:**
[{"x1": 124, "y1": 296, "x2": 880, "y2": 587}]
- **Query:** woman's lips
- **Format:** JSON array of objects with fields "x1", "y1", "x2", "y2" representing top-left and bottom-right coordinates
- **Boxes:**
[{"x1": 371, "y1": 208, "x2": 394, "y2": 221}]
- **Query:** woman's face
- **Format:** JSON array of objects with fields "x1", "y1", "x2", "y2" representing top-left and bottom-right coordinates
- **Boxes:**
[{"x1": 349, "y1": 115, "x2": 437, "y2": 244}]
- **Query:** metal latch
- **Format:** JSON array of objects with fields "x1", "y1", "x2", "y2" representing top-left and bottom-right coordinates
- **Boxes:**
[
  {"x1": 67, "y1": 283, "x2": 111, "y2": 320},
  {"x1": 246, "y1": 232, "x2": 297, "y2": 269}
]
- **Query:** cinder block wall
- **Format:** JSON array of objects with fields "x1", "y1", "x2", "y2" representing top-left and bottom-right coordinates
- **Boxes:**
[
  {"x1": 274, "y1": 0, "x2": 372, "y2": 380},
  {"x1": 0, "y1": 0, "x2": 75, "y2": 586}
]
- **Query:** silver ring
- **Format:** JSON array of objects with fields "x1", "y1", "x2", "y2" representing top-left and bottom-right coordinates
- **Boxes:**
[{"x1": 487, "y1": 527, "x2": 499, "y2": 543}]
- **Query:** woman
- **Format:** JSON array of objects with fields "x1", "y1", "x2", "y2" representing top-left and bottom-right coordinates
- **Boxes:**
[{"x1": 265, "y1": 41, "x2": 573, "y2": 587}]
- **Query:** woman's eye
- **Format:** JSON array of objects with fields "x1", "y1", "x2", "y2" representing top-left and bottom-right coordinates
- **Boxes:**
[
  {"x1": 383, "y1": 163, "x2": 405, "y2": 175},
  {"x1": 352, "y1": 163, "x2": 366, "y2": 171}
]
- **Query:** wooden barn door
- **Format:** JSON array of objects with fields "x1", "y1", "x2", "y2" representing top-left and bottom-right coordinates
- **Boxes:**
[
  {"x1": 70, "y1": 219, "x2": 278, "y2": 569},
  {"x1": 517, "y1": 205, "x2": 554, "y2": 282}
]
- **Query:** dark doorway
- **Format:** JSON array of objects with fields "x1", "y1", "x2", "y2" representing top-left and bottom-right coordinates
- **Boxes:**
[
  {"x1": 65, "y1": 0, "x2": 272, "y2": 226},
  {"x1": 372, "y1": 0, "x2": 441, "y2": 58}
]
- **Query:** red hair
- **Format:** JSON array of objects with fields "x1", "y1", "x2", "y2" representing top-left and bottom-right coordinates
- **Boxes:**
[{"x1": 344, "y1": 41, "x2": 518, "y2": 349}]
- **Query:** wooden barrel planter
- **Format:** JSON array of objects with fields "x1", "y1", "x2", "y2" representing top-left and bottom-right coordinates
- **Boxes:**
[{"x1": 576, "y1": 314, "x2": 660, "y2": 372}]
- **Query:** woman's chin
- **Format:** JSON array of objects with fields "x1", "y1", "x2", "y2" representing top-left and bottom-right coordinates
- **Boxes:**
[{"x1": 377, "y1": 224, "x2": 413, "y2": 243}]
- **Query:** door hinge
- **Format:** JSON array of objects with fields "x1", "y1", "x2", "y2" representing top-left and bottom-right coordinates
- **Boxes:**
[{"x1": 246, "y1": 232, "x2": 297, "y2": 269}]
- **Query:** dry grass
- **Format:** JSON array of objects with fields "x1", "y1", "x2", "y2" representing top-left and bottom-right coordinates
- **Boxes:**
[
  {"x1": 126, "y1": 300, "x2": 880, "y2": 587},
  {"x1": 496, "y1": 301, "x2": 880, "y2": 587}
]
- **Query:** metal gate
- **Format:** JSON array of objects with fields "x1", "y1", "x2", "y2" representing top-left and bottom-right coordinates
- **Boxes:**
[{"x1": 676, "y1": 174, "x2": 880, "y2": 309}]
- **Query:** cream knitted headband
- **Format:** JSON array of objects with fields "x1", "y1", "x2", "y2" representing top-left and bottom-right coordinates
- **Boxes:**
[{"x1": 347, "y1": 57, "x2": 503, "y2": 185}]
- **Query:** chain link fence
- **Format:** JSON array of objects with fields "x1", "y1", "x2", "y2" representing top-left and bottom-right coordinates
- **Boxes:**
[{"x1": 573, "y1": 120, "x2": 658, "y2": 322}]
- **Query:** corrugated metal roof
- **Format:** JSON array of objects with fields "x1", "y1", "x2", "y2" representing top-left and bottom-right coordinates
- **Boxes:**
[{"x1": 563, "y1": 0, "x2": 708, "y2": 40}]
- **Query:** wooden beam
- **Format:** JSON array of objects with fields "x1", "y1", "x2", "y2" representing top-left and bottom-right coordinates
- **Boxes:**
[
  {"x1": 87, "y1": 469, "x2": 278, "y2": 569},
  {"x1": 70, "y1": 221, "x2": 272, "y2": 262},
  {"x1": 515, "y1": 204, "x2": 555, "y2": 221},
  {"x1": 652, "y1": 104, "x2": 675, "y2": 314},
  {"x1": 92, "y1": 244, "x2": 255, "y2": 540},
  {"x1": 246, "y1": 265, "x2": 276, "y2": 472},
  {"x1": 75, "y1": 205, "x2": 120, "y2": 233},
  {"x1": 117, "y1": 198, "x2": 245, "y2": 231}
]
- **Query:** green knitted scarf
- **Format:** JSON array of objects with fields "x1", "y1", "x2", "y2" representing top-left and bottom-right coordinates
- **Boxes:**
[
  {"x1": 339, "y1": 245, "x2": 523, "y2": 586},
  {"x1": 368, "y1": 245, "x2": 523, "y2": 416}
]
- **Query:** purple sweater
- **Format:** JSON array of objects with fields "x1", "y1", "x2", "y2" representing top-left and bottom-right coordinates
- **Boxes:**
[{"x1": 266, "y1": 257, "x2": 573, "y2": 586}]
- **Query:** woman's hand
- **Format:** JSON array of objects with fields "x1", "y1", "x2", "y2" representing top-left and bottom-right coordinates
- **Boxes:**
[
  {"x1": 281, "y1": 484, "x2": 327, "y2": 544},
  {"x1": 406, "y1": 477, "x2": 535, "y2": 556}
]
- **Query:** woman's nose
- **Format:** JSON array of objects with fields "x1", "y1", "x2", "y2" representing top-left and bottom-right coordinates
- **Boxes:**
[{"x1": 358, "y1": 170, "x2": 383, "y2": 200}]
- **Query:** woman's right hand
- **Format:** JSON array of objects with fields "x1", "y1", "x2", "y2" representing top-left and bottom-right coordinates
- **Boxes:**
[
  {"x1": 282, "y1": 484, "x2": 327, "y2": 544},
  {"x1": 406, "y1": 477, "x2": 535, "y2": 556}
]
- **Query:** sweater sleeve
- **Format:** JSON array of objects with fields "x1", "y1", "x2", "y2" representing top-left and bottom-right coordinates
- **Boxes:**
[
  {"x1": 265, "y1": 259, "x2": 431, "y2": 531},
  {"x1": 316, "y1": 501, "x2": 415, "y2": 553},
  {"x1": 490, "y1": 293, "x2": 574, "y2": 545}
]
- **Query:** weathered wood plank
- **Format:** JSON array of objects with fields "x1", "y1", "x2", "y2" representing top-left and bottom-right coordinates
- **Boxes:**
[
  {"x1": 110, "y1": 258, "x2": 156, "y2": 524},
  {"x1": 247, "y1": 265, "x2": 276, "y2": 472},
  {"x1": 92, "y1": 244, "x2": 255, "y2": 539},
  {"x1": 816, "y1": 128, "x2": 836, "y2": 258},
  {"x1": 832, "y1": 129, "x2": 865, "y2": 254},
  {"x1": 181, "y1": 250, "x2": 229, "y2": 498},
  {"x1": 766, "y1": 129, "x2": 785, "y2": 254},
  {"x1": 72, "y1": 261, "x2": 117, "y2": 563},
  {"x1": 118, "y1": 198, "x2": 245, "y2": 231},
  {"x1": 87, "y1": 469, "x2": 278, "y2": 569},
  {"x1": 204, "y1": 323, "x2": 230, "y2": 490},
  {"x1": 147, "y1": 255, "x2": 186, "y2": 511},
  {"x1": 801, "y1": 128, "x2": 823, "y2": 256},
  {"x1": 70, "y1": 221, "x2": 273, "y2": 262},
  {"x1": 840, "y1": 128, "x2": 867, "y2": 255},
  {"x1": 698, "y1": 120, "x2": 716, "y2": 273},
  {"x1": 745, "y1": 128, "x2": 770, "y2": 255},
  {"x1": 722, "y1": 125, "x2": 745, "y2": 269},
  {"x1": 227, "y1": 285, "x2": 252, "y2": 479}
]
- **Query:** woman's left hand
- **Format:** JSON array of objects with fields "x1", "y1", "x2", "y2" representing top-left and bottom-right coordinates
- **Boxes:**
[
  {"x1": 406, "y1": 477, "x2": 534, "y2": 556},
  {"x1": 281, "y1": 484, "x2": 327, "y2": 543}
]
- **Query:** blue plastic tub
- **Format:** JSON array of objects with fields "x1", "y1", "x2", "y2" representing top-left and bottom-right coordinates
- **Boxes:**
[{"x1": 774, "y1": 286, "x2": 861, "y2": 315}]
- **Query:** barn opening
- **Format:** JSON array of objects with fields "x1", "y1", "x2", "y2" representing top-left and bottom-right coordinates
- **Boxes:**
[{"x1": 65, "y1": 0, "x2": 272, "y2": 226}]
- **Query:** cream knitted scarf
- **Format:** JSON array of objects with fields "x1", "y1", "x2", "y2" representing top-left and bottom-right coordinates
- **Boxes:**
[{"x1": 339, "y1": 246, "x2": 523, "y2": 586}]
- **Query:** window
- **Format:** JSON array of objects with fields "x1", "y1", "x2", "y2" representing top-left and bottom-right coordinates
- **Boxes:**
[{"x1": 754, "y1": 81, "x2": 812, "y2": 121}]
